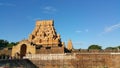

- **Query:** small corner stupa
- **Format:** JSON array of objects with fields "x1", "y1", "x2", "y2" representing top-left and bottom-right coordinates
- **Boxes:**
[
  {"x1": 67, "y1": 40, "x2": 73, "y2": 51},
  {"x1": 12, "y1": 20, "x2": 65, "y2": 58}
]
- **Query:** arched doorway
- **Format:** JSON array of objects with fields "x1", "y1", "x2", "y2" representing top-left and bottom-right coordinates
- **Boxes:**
[{"x1": 20, "y1": 44, "x2": 27, "y2": 59}]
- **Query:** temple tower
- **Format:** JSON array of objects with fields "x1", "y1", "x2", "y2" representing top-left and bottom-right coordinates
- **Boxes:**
[
  {"x1": 28, "y1": 20, "x2": 62, "y2": 47},
  {"x1": 67, "y1": 40, "x2": 73, "y2": 51}
]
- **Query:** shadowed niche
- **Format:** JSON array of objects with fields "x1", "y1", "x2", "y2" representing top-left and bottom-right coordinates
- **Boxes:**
[{"x1": 20, "y1": 44, "x2": 27, "y2": 59}]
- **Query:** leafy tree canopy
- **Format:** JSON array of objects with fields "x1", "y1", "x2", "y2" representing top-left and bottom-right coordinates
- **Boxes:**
[
  {"x1": 105, "y1": 47, "x2": 116, "y2": 50},
  {"x1": 117, "y1": 46, "x2": 120, "y2": 49},
  {"x1": 88, "y1": 45, "x2": 102, "y2": 50},
  {"x1": 0, "y1": 39, "x2": 9, "y2": 49},
  {"x1": 0, "y1": 39, "x2": 18, "y2": 49},
  {"x1": 105, "y1": 46, "x2": 120, "y2": 50}
]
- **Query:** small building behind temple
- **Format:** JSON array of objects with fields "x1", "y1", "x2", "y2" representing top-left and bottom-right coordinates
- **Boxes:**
[{"x1": 11, "y1": 20, "x2": 70, "y2": 58}]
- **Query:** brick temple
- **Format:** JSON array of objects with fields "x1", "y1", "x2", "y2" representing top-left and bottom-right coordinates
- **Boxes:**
[
  {"x1": 12, "y1": 20, "x2": 70, "y2": 58},
  {"x1": 0, "y1": 20, "x2": 120, "y2": 68}
]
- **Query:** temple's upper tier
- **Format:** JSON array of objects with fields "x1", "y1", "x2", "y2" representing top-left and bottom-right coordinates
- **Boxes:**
[
  {"x1": 36, "y1": 20, "x2": 54, "y2": 26},
  {"x1": 28, "y1": 20, "x2": 61, "y2": 46}
]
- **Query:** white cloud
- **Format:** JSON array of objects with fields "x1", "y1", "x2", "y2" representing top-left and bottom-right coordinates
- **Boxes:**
[
  {"x1": 44, "y1": 6, "x2": 56, "y2": 11},
  {"x1": 42, "y1": 6, "x2": 57, "y2": 14},
  {"x1": 75, "y1": 29, "x2": 89, "y2": 33},
  {"x1": 0, "y1": 3, "x2": 15, "y2": 7},
  {"x1": 75, "y1": 30, "x2": 82, "y2": 33},
  {"x1": 104, "y1": 23, "x2": 120, "y2": 33},
  {"x1": 85, "y1": 29, "x2": 89, "y2": 32}
]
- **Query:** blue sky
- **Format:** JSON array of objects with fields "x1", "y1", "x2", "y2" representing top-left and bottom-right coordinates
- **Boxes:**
[{"x1": 0, "y1": 0, "x2": 120, "y2": 49}]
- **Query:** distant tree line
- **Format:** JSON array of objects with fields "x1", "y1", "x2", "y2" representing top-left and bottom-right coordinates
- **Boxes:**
[
  {"x1": 0, "y1": 39, "x2": 18, "y2": 49},
  {"x1": 88, "y1": 44, "x2": 120, "y2": 50},
  {"x1": 88, "y1": 45, "x2": 102, "y2": 50}
]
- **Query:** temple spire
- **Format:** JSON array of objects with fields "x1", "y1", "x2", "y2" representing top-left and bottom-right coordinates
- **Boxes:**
[{"x1": 67, "y1": 40, "x2": 73, "y2": 50}]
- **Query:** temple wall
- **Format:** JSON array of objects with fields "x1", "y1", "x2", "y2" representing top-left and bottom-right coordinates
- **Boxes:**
[
  {"x1": 0, "y1": 49, "x2": 11, "y2": 55},
  {"x1": 75, "y1": 53, "x2": 120, "y2": 68},
  {"x1": 24, "y1": 53, "x2": 75, "y2": 60},
  {"x1": 11, "y1": 40, "x2": 36, "y2": 57},
  {"x1": 27, "y1": 53, "x2": 120, "y2": 68},
  {"x1": 36, "y1": 46, "x2": 64, "y2": 54}
]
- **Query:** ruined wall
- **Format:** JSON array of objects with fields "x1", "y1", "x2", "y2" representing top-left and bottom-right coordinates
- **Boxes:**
[
  {"x1": 36, "y1": 46, "x2": 64, "y2": 54},
  {"x1": 0, "y1": 49, "x2": 11, "y2": 56},
  {"x1": 29, "y1": 53, "x2": 120, "y2": 68},
  {"x1": 74, "y1": 53, "x2": 120, "y2": 68}
]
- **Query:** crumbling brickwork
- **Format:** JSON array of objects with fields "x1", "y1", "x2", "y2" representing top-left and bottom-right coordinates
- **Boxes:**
[{"x1": 30, "y1": 53, "x2": 120, "y2": 68}]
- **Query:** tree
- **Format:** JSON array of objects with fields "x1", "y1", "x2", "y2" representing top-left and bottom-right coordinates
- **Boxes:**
[
  {"x1": 0, "y1": 39, "x2": 18, "y2": 49},
  {"x1": 7, "y1": 42, "x2": 19, "y2": 48},
  {"x1": 88, "y1": 45, "x2": 102, "y2": 50},
  {"x1": 117, "y1": 46, "x2": 120, "y2": 49},
  {"x1": 105, "y1": 47, "x2": 116, "y2": 50},
  {"x1": 105, "y1": 46, "x2": 120, "y2": 50},
  {"x1": 7, "y1": 42, "x2": 15, "y2": 48},
  {"x1": 0, "y1": 39, "x2": 9, "y2": 49}
]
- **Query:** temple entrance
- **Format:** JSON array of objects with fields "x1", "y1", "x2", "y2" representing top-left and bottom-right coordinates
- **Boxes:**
[{"x1": 20, "y1": 44, "x2": 27, "y2": 59}]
